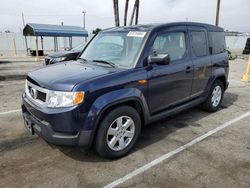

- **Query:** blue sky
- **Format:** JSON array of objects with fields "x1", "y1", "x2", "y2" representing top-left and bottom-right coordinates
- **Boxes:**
[{"x1": 0, "y1": 0, "x2": 249, "y2": 32}]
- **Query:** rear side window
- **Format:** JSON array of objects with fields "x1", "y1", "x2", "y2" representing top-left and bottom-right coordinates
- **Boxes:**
[
  {"x1": 191, "y1": 31, "x2": 208, "y2": 57},
  {"x1": 210, "y1": 32, "x2": 226, "y2": 54},
  {"x1": 151, "y1": 32, "x2": 186, "y2": 61}
]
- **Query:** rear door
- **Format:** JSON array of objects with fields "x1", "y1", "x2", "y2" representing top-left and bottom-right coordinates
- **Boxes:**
[
  {"x1": 147, "y1": 26, "x2": 193, "y2": 114},
  {"x1": 209, "y1": 31, "x2": 229, "y2": 78},
  {"x1": 188, "y1": 26, "x2": 212, "y2": 97}
]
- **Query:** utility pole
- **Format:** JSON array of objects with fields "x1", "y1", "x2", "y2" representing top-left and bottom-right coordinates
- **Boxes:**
[
  {"x1": 82, "y1": 11, "x2": 86, "y2": 29},
  {"x1": 22, "y1": 12, "x2": 29, "y2": 55},
  {"x1": 82, "y1": 11, "x2": 87, "y2": 42},
  {"x1": 215, "y1": 0, "x2": 221, "y2": 26},
  {"x1": 22, "y1": 13, "x2": 25, "y2": 26}
]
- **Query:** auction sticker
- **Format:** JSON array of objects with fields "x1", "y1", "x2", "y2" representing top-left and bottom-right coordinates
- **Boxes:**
[{"x1": 127, "y1": 31, "x2": 146, "y2": 37}]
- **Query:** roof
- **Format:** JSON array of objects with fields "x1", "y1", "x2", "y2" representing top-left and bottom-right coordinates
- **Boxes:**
[
  {"x1": 102, "y1": 22, "x2": 224, "y2": 32},
  {"x1": 23, "y1": 23, "x2": 88, "y2": 37}
]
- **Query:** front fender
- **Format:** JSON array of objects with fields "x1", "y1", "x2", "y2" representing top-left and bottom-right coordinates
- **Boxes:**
[{"x1": 83, "y1": 88, "x2": 149, "y2": 132}]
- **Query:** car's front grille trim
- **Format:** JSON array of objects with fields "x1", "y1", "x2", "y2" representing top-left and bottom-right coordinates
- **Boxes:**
[{"x1": 25, "y1": 80, "x2": 49, "y2": 108}]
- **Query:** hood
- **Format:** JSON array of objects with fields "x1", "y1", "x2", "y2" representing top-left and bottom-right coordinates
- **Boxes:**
[
  {"x1": 27, "y1": 61, "x2": 118, "y2": 91},
  {"x1": 48, "y1": 50, "x2": 81, "y2": 58}
]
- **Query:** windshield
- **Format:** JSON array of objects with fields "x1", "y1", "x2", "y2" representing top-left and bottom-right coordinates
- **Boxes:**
[
  {"x1": 79, "y1": 31, "x2": 147, "y2": 68},
  {"x1": 71, "y1": 44, "x2": 85, "y2": 51}
]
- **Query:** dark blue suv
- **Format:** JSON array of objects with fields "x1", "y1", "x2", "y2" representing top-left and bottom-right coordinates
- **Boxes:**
[{"x1": 22, "y1": 22, "x2": 229, "y2": 158}]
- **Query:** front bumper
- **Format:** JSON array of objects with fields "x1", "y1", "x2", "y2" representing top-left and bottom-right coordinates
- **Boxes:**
[{"x1": 22, "y1": 94, "x2": 93, "y2": 147}]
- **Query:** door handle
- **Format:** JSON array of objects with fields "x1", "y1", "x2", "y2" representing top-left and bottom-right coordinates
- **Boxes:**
[{"x1": 186, "y1": 66, "x2": 192, "y2": 73}]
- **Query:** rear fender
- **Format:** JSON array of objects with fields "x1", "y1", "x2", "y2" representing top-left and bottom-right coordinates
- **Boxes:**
[{"x1": 203, "y1": 67, "x2": 227, "y2": 97}]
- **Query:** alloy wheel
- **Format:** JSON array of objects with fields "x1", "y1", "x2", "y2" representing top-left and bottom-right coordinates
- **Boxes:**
[
  {"x1": 106, "y1": 116, "x2": 135, "y2": 151},
  {"x1": 211, "y1": 85, "x2": 222, "y2": 107}
]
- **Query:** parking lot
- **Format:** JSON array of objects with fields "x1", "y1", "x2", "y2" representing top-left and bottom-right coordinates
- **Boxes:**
[{"x1": 0, "y1": 58, "x2": 250, "y2": 188}]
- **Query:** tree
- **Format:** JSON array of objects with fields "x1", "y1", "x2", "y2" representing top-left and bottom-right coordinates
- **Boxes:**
[
  {"x1": 130, "y1": 0, "x2": 139, "y2": 25},
  {"x1": 135, "y1": 0, "x2": 139, "y2": 25},
  {"x1": 124, "y1": 0, "x2": 129, "y2": 26},
  {"x1": 113, "y1": 0, "x2": 120, "y2": 26},
  {"x1": 113, "y1": 0, "x2": 140, "y2": 26}
]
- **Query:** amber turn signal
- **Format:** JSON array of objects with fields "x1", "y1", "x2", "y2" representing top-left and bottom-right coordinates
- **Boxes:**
[
  {"x1": 73, "y1": 92, "x2": 85, "y2": 105},
  {"x1": 138, "y1": 79, "x2": 147, "y2": 84}
]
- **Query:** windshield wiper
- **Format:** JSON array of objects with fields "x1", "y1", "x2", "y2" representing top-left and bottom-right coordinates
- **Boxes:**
[
  {"x1": 92, "y1": 59, "x2": 116, "y2": 68},
  {"x1": 78, "y1": 57, "x2": 87, "y2": 62}
]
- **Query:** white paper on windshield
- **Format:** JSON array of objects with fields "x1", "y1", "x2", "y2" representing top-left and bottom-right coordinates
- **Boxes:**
[{"x1": 127, "y1": 31, "x2": 146, "y2": 37}]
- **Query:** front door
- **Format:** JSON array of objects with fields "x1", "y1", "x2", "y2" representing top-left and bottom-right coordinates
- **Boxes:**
[{"x1": 147, "y1": 26, "x2": 193, "y2": 114}]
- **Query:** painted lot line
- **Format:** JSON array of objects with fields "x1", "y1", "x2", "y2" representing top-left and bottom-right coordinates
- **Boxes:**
[
  {"x1": 0, "y1": 109, "x2": 21, "y2": 116},
  {"x1": 104, "y1": 111, "x2": 250, "y2": 188}
]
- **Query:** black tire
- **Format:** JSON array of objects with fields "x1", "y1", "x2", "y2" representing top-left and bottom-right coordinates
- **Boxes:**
[
  {"x1": 95, "y1": 105, "x2": 141, "y2": 159},
  {"x1": 202, "y1": 80, "x2": 224, "y2": 112}
]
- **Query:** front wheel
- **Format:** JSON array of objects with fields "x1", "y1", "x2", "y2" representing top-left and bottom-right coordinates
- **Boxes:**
[
  {"x1": 202, "y1": 80, "x2": 224, "y2": 112},
  {"x1": 95, "y1": 106, "x2": 141, "y2": 159}
]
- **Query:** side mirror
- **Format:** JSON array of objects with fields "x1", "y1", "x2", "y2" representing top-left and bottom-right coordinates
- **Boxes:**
[{"x1": 148, "y1": 54, "x2": 170, "y2": 65}]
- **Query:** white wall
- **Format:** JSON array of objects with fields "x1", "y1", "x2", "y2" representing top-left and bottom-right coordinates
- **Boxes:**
[
  {"x1": 0, "y1": 32, "x2": 248, "y2": 56},
  {"x1": 225, "y1": 36, "x2": 248, "y2": 51}
]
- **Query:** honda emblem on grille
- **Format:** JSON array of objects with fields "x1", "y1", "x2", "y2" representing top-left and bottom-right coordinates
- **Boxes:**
[{"x1": 30, "y1": 88, "x2": 38, "y2": 99}]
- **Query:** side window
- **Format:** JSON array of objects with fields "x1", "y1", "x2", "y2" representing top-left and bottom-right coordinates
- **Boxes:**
[
  {"x1": 210, "y1": 32, "x2": 226, "y2": 54},
  {"x1": 151, "y1": 32, "x2": 186, "y2": 61},
  {"x1": 191, "y1": 31, "x2": 208, "y2": 57}
]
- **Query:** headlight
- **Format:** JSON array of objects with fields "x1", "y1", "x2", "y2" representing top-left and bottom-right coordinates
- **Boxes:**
[
  {"x1": 54, "y1": 57, "x2": 67, "y2": 62},
  {"x1": 47, "y1": 91, "x2": 84, "y2": 108}
]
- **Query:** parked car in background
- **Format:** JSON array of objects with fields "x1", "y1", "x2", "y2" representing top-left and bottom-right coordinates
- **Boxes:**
[
  {"x1": 44, "y1": 44, "x2": 85, "y2": 65},
  {"x1": 22, "y1": 22, "x2": 229, "y2": 159}
]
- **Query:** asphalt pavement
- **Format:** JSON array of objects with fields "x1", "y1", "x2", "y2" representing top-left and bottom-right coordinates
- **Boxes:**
[{"x1": 0, "y1": 59, "x2": 250, "y2": 188}]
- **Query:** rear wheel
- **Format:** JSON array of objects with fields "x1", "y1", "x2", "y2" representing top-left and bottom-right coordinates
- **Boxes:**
[
  {"x1": 202, "y1": 80, "x2": 224, "y2": 112},
  {"x1": 95, "y1": 105, "x2": 141, "y2": 159}
]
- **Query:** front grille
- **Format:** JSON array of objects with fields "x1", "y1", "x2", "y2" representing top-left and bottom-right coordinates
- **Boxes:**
[
  {"x1": 28, "y1": 86, "x2": 46, "y2": 102},
  {"x1": 26, "y1": 80, "x2": 49, "y2": 107},
  {"x1": 37, "y1": 91, "x2": 46, "y2": 102}
]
